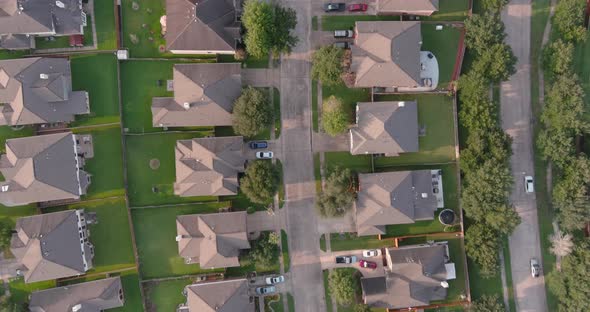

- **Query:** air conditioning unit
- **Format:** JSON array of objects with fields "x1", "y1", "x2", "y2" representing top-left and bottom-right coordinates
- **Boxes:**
[{"x1": 55, "y1": 1, "x2": 65, "y2": 8}]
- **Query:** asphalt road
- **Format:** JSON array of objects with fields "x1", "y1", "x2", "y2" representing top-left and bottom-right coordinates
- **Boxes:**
[{"x1": 500, "y1": 1, "x2": 548, "y2": 311}]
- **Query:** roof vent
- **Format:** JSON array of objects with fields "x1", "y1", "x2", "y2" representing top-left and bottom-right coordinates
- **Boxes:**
[
  {"x1": 39, "y1": 73, "x2": 49, "y2": 80},
  {"x1": 421, "y1": 193, "x2": 428, "y2": 199},
  {"x1": 398, "y1": 102, "x2": 405, "y2": 107},
  {"x1": 183, "y1": 102, "x2": 190, "y2": 110},
  {"x1": 55, "y1": 1, "x2": 65, "y2": 8},
  {"x1": 175, "y1": 235, "x2": 183, "y2": 242},
  {"x1": 440, "y1": 281, "x2": 449, "y2": 288},
  {"x1": 72, "y1": 304, "x2": 82, "y2": 312}
]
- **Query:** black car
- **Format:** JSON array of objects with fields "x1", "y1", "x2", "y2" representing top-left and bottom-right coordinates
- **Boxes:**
[
  {"x1": 333, "y1": 42, "x2": 351, "y2": 49},
  {"x1": 324, "y1": 3, "x2": 346, "y2": 12},
  {"x1": 249, "y1": 141, "x2": 268, "y2": 149},
  {"x1": 335, "y1": 255, "x2": 357, "y2": 264}
]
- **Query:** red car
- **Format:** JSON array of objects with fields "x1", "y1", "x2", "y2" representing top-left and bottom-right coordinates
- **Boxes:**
[
  {"x1": 359, "y1": 260, "x2": 377, "y2": 269},
  {"x1": 348, "y1": 3, "x2": 368, "y2": 12}
]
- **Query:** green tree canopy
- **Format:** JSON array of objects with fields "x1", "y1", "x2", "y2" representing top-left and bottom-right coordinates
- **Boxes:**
[
  {"x1": 481, "y1": 0, "x2": 508, "y2": 12},
  {"x1": 0, "y1": 217, "x2": 14, "y2": 250},
  {"x1": 353, "y1": 304, "x2": 372, "y2": 312},
  {"x1": 249, "y1": 231, "x2": 279, "y2": 267},
  {"x1": 311, "y1": 46, "x2": 344, "y2": 86},
  {"x1": 469, "y1": 294, "x2": 505, "y2": 312},
  {"x1": 322, "y1": 96, "x2": 349, "y2": 136},
  {"x1": 543, "y1": 39, "x2": 574, "y2": 76},
  {"x1": 541, "y1": 74, "x2": 587, "y2": 135},
  {"x1": 553, "y1": 0, "x2": 587, "y2": 43},
  {"x1": 548, "y1": 239, "x2": 590, "y2": 311},
  {"x1": 465, "y1": 224, "x2": 500, "y2": 278},
  {"x1": 553, "y1": 156, "x2": 590, "y2": 231},
  {"x1": 232, "y1": 87, "x2": 273, "y2": 137},
  {"x1": 242, "y1": 0, "x2": 298, "y2": 58},
  {"x1": 537, "y1": 129, "x2": 575, "y2": 167},
  {"x1": 316, "y1": 168, "x2": 355, "y2": 217},
  {"x1": 472, "y1": 43, "x2": 516, "y2": 82},
  {"x1": 329, "y1": 269, "x2": 358, "y2": 305},
  {"x1": 240, "y1": 160, "x2": 279, "y2": 205},
  {"x1": 465, "y1": 13, "x2": 506, "y2": 53}
]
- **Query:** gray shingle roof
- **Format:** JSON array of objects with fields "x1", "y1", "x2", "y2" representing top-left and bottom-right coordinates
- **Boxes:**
[
  {"x1": 351, "y1": 21, "x2": 422, "y2": 88},
  {"x1": 152, "y1": 63, "x2": 242, "y2": 127},
  {"x1": 183, "y1": 279, "x2": 254, "y2": 312},
  {"x1": 0, "y1": 57, "x2": 89, "y2": 126},
  {"x1": 377, "y1": 0, "x2": 439, "y2": 15},
  {"x1": 29, "y1": 277, "x2": 124, "y2": 312},
  {"x1": 350, "y1": 101, "x2": 418, "y2": 156},
  {"x1": 10, "y1": 209, "x2": 94, "y2": 283}
]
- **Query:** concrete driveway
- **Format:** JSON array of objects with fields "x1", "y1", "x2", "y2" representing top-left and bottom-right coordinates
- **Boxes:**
[
  {"x1": 0, "y1": 253, "x2": 18, "y2": 282},
  {"x1": 312, "y1": 0, "x2": 377, "y2": 16},
  {"x1": 320, "y1": 249, "x2": 386, "y2": 278}
]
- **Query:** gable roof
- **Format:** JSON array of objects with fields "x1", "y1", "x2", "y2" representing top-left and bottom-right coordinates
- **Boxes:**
[
  {"x1": 377, "y1": 0, "x2": 439, "y2": 15},
  {"x1": 176, "y1": 211, "x2": 250, "y2": 269},
  {"x1": 184, "y1": 279, "x2": 255, "y2": 312},
  {"x1": 152, "y1": 63, "x2": 242, "y2": 127},
  {"x1": 362, "y1": 243, "x2": 449, "y2": 309},
  {"x1": 0, "y1": 132, "x2": 92, "y2": 206},
  {"x1": 351, "y1": 21, "x2": 422, "y2": 88},
  {"x1": 350, "y1": 101, "x2": 418, "y2": 156},
  {"x1": 174, "y1": 136, "x2": 244, "y2": 196},
  {"x1": 29, "y1": 277, "x2": 124, "y2": 312},
  {"x1": 356, "y1": 170, "x2": 438, "y2": 236},
  {"x1": 10, "y1": 209, "x2": 93, "y2": 283},
  {"x1": 0, "y1": 0, "x2": 84, "y2": 36},
  {"x1": 0, "y1": 57, "x2": 89, "y2": 126},
  {"x1": 165, "y1": 0, "x2": 240, "y2": 53}
]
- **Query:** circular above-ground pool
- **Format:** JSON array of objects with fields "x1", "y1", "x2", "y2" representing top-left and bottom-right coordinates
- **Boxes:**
[{"x1": 439, "y1": 209, "x2": 455, "y2": 225}]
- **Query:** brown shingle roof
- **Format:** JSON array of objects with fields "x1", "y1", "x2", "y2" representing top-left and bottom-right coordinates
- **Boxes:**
[
  {"x1": 152, "y1": 63, "x2": 242, "y2": 127},
  {"x1": 176, "y1": 212, "x2": 250, "y2": 269},
  {"x1": 183, "y1": 279, "x2": 255, "y2": 312},
  {"x1": 351, "y1": 21, "x2": 422, "y2": 88},
  {"x1": 377, "y1": 0, "x2": 439, "y2": 15}
]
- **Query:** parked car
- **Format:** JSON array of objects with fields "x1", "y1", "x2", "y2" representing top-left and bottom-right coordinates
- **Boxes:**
[
  {"x1": 530, "y1": 258, "x2": 540, "y2": 278},
  {"x1": 265, "y1": 275, "x2": 285, "y2": 285},
  {"x1": 249, "y1": 141, "x2": 268, "y2": 149},
  {"x1": 362, "y1": 249, "x2": 380, "y2": 257},
  {"x1": 255, "y1": 286, "x2": 276, "y2": 295},
  {"x1": 324, "y1": 2, "x2": 346, "y2": 12},
  {"x1": 334, "y1": 30, "x2": 354, "y2": 38},
  {"x1": 333, "y1": 42, "x2": 351, "y2": 49},
  {"x1": 335, "y1": 255, "x2": 357, "y2": 264},
  {"x1": 524, "y1": 176, "x2": 534, "y2": 193},
  {"x1": 359, "y1": 260, "x2": 377, "y2": 269},
  {"x1": 348, "y1": 3, "x2": 368, "y2": 11},
  {"x1": 256, "y1": 151, "x2": 274, "y2": 159}
]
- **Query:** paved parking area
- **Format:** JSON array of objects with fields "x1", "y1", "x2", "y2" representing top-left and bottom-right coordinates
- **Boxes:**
[
  {"x1": 312, "y1": 0, "x2": 377, "y2": 16},
  {"x1": 243, "y1": 139, "x2": 281, "y2": 162},
  {"x1": 320, "y1": 249, "x2": 386, "y2": 278}
]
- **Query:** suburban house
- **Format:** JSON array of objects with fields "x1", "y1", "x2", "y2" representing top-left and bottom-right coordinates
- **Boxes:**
[
  {"x1": 350, "y1": 101, "x2": 418, "y2": 156},
  {"x1": 0, "y1": 57, "x2": 90, "y2": 126},
  {"x1": 0, "y1": 0, "x2": 87, "y2": 50},
  {"x1": 376, "y1": 0, "x2": 439, "y2": 16},
  {"x1": 152, "y1": 63, "x2": 242, "y2": 127},
  {"x1": 176, "y1": 211, "x2": 250, "y2": 269},
  {"x1": 356, "y1": 170, "x2": 444, "y2": 236},
  {"x1": 29, "y1": 277, "x2": 124, "y2": 311},
  {"x1": 10, "y1": 209, "x2": 95, "y2": 283},
  {"x1": 0, "y1": 132, "x2": 94, "y2": 206},
  {"x1": 177, "y1": 279, "x2": 255, "y2": 311},
  {"x1": 165, "y1": 0, "x2": 241, "y2": 54},
  {"x1": 361, "y1": 242, "x2": 456, "y2": 309},
  {"x1": 348, "y1": 21, "x2": 438, "y2": 91},
  {"x1": 174, "y1": 136, "x2": 245, "y2": 197}
]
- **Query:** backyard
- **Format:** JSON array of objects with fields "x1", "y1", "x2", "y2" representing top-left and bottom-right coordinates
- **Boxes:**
[
  {"x1": 421, "y1": 24, "x2": 462, "y2": 88},
  {"x1": 144, "y1": 278, "x2": 191, "y2": 311},
  {"x1": 120, "y1": 0, "x2": 167, "y2": 57},
  {"x1": 95, "y1": 0, "x2": 118, "y2": 50}
]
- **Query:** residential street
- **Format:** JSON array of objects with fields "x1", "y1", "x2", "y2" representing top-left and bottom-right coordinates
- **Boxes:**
[{"x1": 500, "y1": 1, "x2": 548, "y2": 311}]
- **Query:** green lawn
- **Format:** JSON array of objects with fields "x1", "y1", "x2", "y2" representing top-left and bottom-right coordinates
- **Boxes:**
[
  {"x1": 421, "y1": 24, "x2": 462, "y2": 88},
  {"x1": 120, "y1": 60, "x2": 215, "y2": 133},
  {"x1": 120, "y1": 0, "x2": 166, "y2": 57},
  {"x1": 95, "y1": 0, "x2": 118, "y2": 50},
  {"x1": 312, "y1": 80, "x2": 319, "y2": 132},
  {"x1": 266, "y1": 294, "x2": 285, "y2": 312},
  {"x1": 132, "y1": 202, "x2": 229, "y2": 278},
  {"x1": 287, "y1": 292, "x2": 295, "y2": 312},
  {"x1": 329, "y1": 233, "x2": 394, "y2": 251},
  {"x1": 373, "y1": 94, "x2": 456, "y2": 165},
  {"x1": 77, "y1": 126, "x2": 125, "y2": 199},
  {"x1": 314, "y1": 153, "x2": 322, "y2": 193},
  {"x1": 320, "y1": 233, "x2": 327, "y2": 252},
  {"x1": 8, "y1": 279, "x2": 55, "y2": 304},
  {"x1": 322, "y1": 83, "x2": 371, "y2": 123},
  {"x1": 323, "y1": 270, "x2": 334, "y2": 312},
  {"x1": 71, "y1": 54, "x2": 120, "y2": 127},
  {"x1": 144, "y1": 278, "x2": 190, "y2": 311},
  {"x1": 224, "y1": 190, "x2": 266, "y2": 212},
  {"x1": 277, "y1": 159, "x2": 285, "y2": 208},
  {"x1": 0, "y1": 50, "x2": 28, "y2": 60},
  {"x1": 245, "y1": 53, "x2": 270, "y2": 69},
  {"x1": 324, "y1": 152, "x2": 372, "y2": 173},
  {"x1": 422, "y1": 0, "x2": 470, "y2": 21},
  {"x1": 125, "y1": 131, "x2": 217, "y2": 206},
  {"x1": 34, "y1": 16, "x2": 92, "y2": 49},
  {"x1": 282, "y1": 230, "x2": 291, "y2": 273},
  {"x1": 273, "y1": 88, "x2": 282, "y2": 138}
]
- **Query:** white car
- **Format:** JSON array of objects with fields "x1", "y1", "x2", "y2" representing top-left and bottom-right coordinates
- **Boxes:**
[
  {"x1": 265, "y1": 275, "x2": 285, "y2": 285},
  {"x1": 256, "y1": 151, "x2": 274, "y2": 159},
  {"x1": 530, "y1": 258, "x2": 540, "y2": 277},
  {"x1": 362, "y1": 249, "x2": 381, "y2": 257},
  {"x1": 525, "y1": 176, "x2": 534, "y2": 193}
]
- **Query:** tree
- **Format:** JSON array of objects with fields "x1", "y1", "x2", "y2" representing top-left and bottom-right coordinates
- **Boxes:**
[
  {"x1": 465, "y1": 224, "x2": 500, "y2": 278},
  {"x1": 0, "y1": 295, "x2": 27, "y2": 312},
  {"x1": 240, "y1": 160, "x2": 279, "y2": 204},
  {"x1": 553, "y1": 156, "x2": 590, "y2": 231},
  {"x1": 553, "y1": 0, "x2": 587, "y2": 43},
  {"x1": 543, "y1": 39, "x2": 574, "y2": 76},
  {"x1": 232, "y1": 87, "x2": 273, "y2": 137},
  {"x1": 353, "y1": 304, "x2": 372, "y2": 312},
  {"x1": 541, "y1": 74, "x2": 587, "y2": 136},
  {"x1": 322, "y1": 96, "x2": 349, "y2": 136},
  {"x1": 312, "y1": 46, "x2": 344, "y2": 86},
  {"x1": 537, "y1": 129, "x2": 575, "y2": 167},
  {"x1": 316, "y1": 168, "x2": 355, "y2": 217},
  {"x1": 550, "y1": 231, "x2": 574, "y2": 257},
  {"x1": 469, "y1": 294, "x2": 505, "y2": 312},
  {"x1": 471, "y1": 43, "x2": 516, "y2": 82},
  {"x1": 0, "y1": 217, "x2": 13, "y2": 250},
  {"x1": 249, "y1": 232, "x2": 279, "y2": 267},
  {"x1": 329, "y1": 269, "x2": 357, "y2": 305},
  {"x1": 242, "y1": 0, "x2": 298, "y2": 58},
  {"x1": 548, "y1": 239, "x2": 590, "y2": 311},
  {"x1": 481, "y1": 0, "x2": 508, "y2": 13},
  {"x1": 465, "y1": 13, "x2": 506, "y2": 53}
]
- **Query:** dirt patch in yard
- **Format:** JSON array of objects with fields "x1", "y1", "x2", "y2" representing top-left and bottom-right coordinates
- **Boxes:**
[{"x1": 149, "y1": 158, "x2": 160, "y2": 170}]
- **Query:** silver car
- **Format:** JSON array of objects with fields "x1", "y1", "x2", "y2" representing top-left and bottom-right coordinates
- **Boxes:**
[
  {"x1": 530, "y1": 258, "x2": 540, "y2": 278},
  {"x1": 255, "y1": 286, "x2": 276, "y2": 295},
  {"x1": 265, "y1": 275, "x2": 285, "y2": 285}
]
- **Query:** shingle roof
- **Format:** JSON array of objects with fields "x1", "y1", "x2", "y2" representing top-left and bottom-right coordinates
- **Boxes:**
[
  {"x1": 176, "y1": 211, "x2": 250, "y2": 269},
  {"x1": 10, "y1": 209, "x2": 93, "y2": 283},
  {"x1": 350, "y1": 101, "x2": 418, "y2": 156},
  {"x1": 29, "y1": 277, "x2": 124, "y2": 312},
  {"x1": 184, "y1": 279, "x2": 255, "y2": 312},
  {"x1": 152, "y1": 63, "x2": 242, "y2": 127},
  {"x1": 174, "y1": 136, "x2": 244, "y2": 197},
  {"x1": 0, "y1": 57, "x2": 89, "y2": 126},
  {"x1": 377, "y1": 0, "x2": 439, "y2": 15},
  {"x1": 165, "y1": 0, "x2": 240, "y2": 53},
  {"x1": 0, "y1": 0, "x2": 84, "y2": 37},
  {"x1": 356, "y1": 170, "x2": 438, "y2": 236},
  {"x1": 0, "y1": 132, "x2": 92, "y2": 206},
  {"x1": 351, "y1": 21, "x2": 422, "y2": 88},
  {"x1": 0, "y1": 34, "x2": 33, "y2": 50}
]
